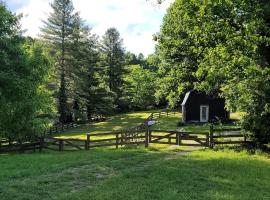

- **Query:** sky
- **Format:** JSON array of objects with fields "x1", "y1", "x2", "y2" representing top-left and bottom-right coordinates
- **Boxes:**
[{"x1": 4, "y1": 0, "x2": 174, "y2": 56}]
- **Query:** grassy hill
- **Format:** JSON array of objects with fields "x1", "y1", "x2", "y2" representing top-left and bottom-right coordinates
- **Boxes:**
[{"x1": 57, "y1": 110, "x2": 241, "y2": 140}]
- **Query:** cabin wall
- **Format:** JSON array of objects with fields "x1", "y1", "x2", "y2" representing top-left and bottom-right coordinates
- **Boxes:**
[{"x1": 183, "y1": 91, "x2": 228, "y2": 122}]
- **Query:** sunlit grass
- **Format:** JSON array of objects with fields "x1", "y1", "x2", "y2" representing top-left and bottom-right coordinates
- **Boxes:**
[
  {"x1": 58, "y1": 111, "x2": 153, "y2": 139},
  {"x1": 57, "y1": 111, "x2": 242, "y2": 140},
  {"x1": 0, "y1": 148, "x2": 269, "y2": 200}
]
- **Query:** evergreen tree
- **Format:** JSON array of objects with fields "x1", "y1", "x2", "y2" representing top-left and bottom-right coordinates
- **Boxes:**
[
  {"x1": 41, "y1": 0, "x2": 75, "y2": 123},
  {"x1": 69, "y1": 14, "x2": 114, "y2": 120},
  {"x1": 100, "y1": 28, "x2": 126, "y2": 109}
]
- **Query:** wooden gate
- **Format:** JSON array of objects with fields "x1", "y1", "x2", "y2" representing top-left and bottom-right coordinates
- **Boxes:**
[{"x1": 149, "y1": 130, "x2": 209, "y2": 147}]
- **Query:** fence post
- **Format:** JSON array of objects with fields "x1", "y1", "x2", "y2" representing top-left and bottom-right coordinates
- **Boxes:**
[
  {"x1": 85, "y1": 133, "x2": 90, "y2": 150},
  {"x1": 145, "y1": 129, "x2": 149, "y2": 148},
  {"x1": 116, "y1": 132, "x2": 119, "y2": 149},
  {"x1": 149, "y1": 130, "x2": 152, "y2": 143},
  {"x1": 209, "y1": 124, "x2": 214, "y2": 148},
  {"x1": 121, "y1": 131, "x2": 123, "y2": 146},
  {"x1": 58, "y1": 139, "x2": 64, "y2": 151},
  {"x1": 159, "y1": 112, "x2": 161, "y2": 118},
  {"x1": 39, "y1": 137, "x2": 44, "y2": 152},
  {"x1": 176, "y1": 132, "x2": 180, "y2": 145}
]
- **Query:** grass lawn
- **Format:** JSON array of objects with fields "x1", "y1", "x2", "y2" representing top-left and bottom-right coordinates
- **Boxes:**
[
  {"x1": 152, "y1": 112, "x2": 240, "y2": 132},
  {"x1": 1, "y1": 110, "x2": 269, "y2": 200},
  {"x1": 0, "y1": 148, "x2": 269, "y2": 200},
  {"x1": 58, "y1": 110, "x2": 241, "y2": 140},
  {"x1": 57, "y1": 111, "x2": 153, "y2": 139}
]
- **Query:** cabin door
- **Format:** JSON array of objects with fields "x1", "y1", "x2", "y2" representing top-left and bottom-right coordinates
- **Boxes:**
[{"x1": 200, "y1": 105, "x2": 209, "y2": 122}]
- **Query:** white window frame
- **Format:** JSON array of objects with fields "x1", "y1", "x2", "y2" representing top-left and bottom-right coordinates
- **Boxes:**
[{"x1": 200, "y1": 105, "x2": 209, "y2": 122}]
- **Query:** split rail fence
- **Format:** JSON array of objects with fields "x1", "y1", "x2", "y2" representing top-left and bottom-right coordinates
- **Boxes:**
[{"x1": 0, "y1": 111, "x2": 249, "y2": 153}]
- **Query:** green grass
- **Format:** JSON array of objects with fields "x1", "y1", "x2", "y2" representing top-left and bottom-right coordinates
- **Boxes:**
[
  {"x1": 57, "y1": 111, "x2": 241, "y2": 141},
  {"x1": 151, "y1": 112, "x2": 240, "y2": 132},
  {"x1": 1, "y1": 111, "x2": 269, "y2": 199},
  {"x1": 0, "y1": 148, "x2": 269, "y2": 200},
  {"x1": 58, "y1": 111, "x2": 153, "y2": 139}
]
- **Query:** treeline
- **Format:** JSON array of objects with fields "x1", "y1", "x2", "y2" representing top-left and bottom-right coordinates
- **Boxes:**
[
  {"x1": 1, "y1": 0, "x2": 270, "y2": 144},
  {"x1": 0, "y1": 0, "x2": 160, "y2": 141}
]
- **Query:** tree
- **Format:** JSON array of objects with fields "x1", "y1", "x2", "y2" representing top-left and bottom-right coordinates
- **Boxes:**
[
  {"x1": 146, "y1": 53, "x2": 161, "y2": 71},
  {"x1": 41, "y1": 0, "x2": 75, "y2": 123},
  {"x1": 123, "y1": 65, "x2": 156, "y2": 110},
  {"x1": 0, "y1": 3, "x2": 54, "y2": 141},
  {"x1": 100, "y1": 27, "x2": 126, "y2": 109},
  {"x1": 157, "y1": 0, "x2": 270, "y2": 142},
  {"x1": 69, "y1": 14, "x2": 114, "y2": 120}
]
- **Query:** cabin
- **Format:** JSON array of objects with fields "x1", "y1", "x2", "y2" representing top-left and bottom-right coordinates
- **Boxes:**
[{"x1": 181, "y1": 90, "x2": 229, "y2": 123}]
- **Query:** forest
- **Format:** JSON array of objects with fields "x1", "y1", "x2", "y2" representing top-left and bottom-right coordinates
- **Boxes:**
[{"x1": 0, "y1": 0, "x2": 270, "y2": 144}]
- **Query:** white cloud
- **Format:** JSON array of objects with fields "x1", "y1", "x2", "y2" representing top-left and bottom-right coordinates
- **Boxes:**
[{"x1": 13, "y1": 0, "x2": 174, "y2": 55}]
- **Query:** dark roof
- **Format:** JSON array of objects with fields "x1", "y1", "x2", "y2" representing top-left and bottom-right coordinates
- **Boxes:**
[{"x1": 181, "y1": 90, "x2": 192, "y2": 106}]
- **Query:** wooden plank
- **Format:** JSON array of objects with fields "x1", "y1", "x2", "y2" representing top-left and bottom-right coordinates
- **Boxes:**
[
  {"x1": 150, "y1": 136, "x2": 177, "y2": 140},
  {"x1": 64, "y1": 141, "x2": 83, "y2": 150},
  {"x1": 213, "y1": 141, "x2": 246, "y2": 145},
  {"x1": 90, "y1": 138, "x2": 116, "y2": 143},
  {"x1": 213, "y1": 135, "x2": 244, "y2": 138},
  {"x1": 179, "y1": 143, "x2": 205, "y2": 147},
  {"x1": 151, "y1": 133, "x2": 175, "y2": 143},
  {"x1": 193, "y1": 138, "x2": 208, "y2": 146},
  {"x1": 150, "y1": 130, "x2": 177, "y2": 133},
  {"x1": 89, "y1": 132, "x2": 119, "y2": 137},
  {"x1": 150, "y1": 141, "x2": 176, "y2": 145},
  {"x1": 213, "y1": 128, "x2": 241, "y2": 132},
  {"x1": 119, "y1": 141, "x2": 147, "y2": 145}
]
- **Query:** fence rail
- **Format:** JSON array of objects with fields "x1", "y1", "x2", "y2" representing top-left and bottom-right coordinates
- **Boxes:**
[{"x1": 0, "y1": 111, "x2": 250, "y2": 153}]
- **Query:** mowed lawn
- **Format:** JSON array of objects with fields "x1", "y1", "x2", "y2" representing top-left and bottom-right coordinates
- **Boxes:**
[
  {"x1": 0, "y1": 149, "x2": 269, "y2": 200},
  {"x1": 1, "y1": 111, "x2": 269, "y2": 200},
  {"x1": 151, "y1": 112, "x2": 242, "y2": 132},
  {"x1": 57, "y1": 111, "x2": 154, "y2": 139},
  {"x1": 58, "y1": 111, "x2": 241, "y2": 140}
]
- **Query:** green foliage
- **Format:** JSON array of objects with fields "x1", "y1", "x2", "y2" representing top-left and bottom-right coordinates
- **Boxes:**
[
  {"x1": 100, "y1": 27, "x2": 126, "y2": 109},
  {"x1": 157, "y1": 0, "x2": 270, "y2": 142},
  {"x1": 123, "y1": 65, "x2": 156, "y2": 110},
  {"x1": 0, "y1": 3, "x2": 54, "y2": 140},
  {"x1": 41, "y1": 0, "x2": 76, "y2": 123}
]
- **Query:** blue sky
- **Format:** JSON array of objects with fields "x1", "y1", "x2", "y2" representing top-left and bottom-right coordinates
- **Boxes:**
[{"x1": 5, "y1": 0, "x2": 174, "y2": 56}]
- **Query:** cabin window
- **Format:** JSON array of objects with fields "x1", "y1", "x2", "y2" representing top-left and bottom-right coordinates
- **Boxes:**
[{"x1": 200, "y1": 105, "x2": 209, "y2": 122}]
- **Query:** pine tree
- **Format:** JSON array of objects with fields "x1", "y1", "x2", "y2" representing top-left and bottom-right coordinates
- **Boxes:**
[
  {"x1": 70, "y1": 14, "x2": 114, "y2": 120},
  {"x1": 100, "y1": 28, "x2": 126, "y2": 109},
  {"x1": 41, "y1": 0, "x2": 75, "y2": 123}
]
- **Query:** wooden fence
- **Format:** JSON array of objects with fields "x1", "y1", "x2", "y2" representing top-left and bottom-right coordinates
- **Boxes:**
[
  {"x1": 44, "y1": 122, "x2": 78, "y2": 136},
  {"x1": 41, "y1": 127, "x2": 246, "y2": 151},
  {"x1": 0, "y1": 111, "x2": 249, "y2": 153},
  {"x1": 43, "y1": 129, "x2": 149, "y2": 151}
]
